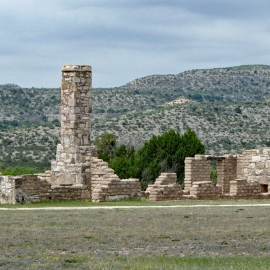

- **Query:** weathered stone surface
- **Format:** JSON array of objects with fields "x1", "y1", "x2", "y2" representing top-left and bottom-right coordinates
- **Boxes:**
[
  {"x1": 184, "y1": 155, "x2": 211, "y2": 192},
  {"x1": 0, "y1": 64, "x2": 140, "y2": 204},
  {"x1": 190, "y1": 181, "x2": 222, "y2": 199},
  {"x1": 12, "y1": 175, "x2": 91, "y2": 203},
  {"x1": 145, "y1": 173, "x2": 182, "y2": 201},
  {"x1": 51, "y1": 65, "x2": 94, "y2": 186},
  {"x1": 183, "y1": 150, "x2": 270, "y2": 200},
  {"x1": 91, "y1": 157, "x2": 141, "y2": 202},
  {"x1": 0, "y1": 176, "x2": 16, "y2": 204}
]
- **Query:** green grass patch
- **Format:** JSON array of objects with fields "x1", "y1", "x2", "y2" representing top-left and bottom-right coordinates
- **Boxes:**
[
  {"x1": 0, "y1": 166, "x2": 39, "y2": 176},
  {"x1": 111, "y1": 256, "x2": 270, "y2": 270},
  {"x1": 1, "y1": 255, "x2": 270, "y2": 269}
]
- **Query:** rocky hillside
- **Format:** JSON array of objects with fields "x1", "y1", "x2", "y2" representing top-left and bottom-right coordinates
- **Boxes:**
[
  {"x1": 122, "y1": 65, "x2": 270, "y2": 101},
  {"x1": 1, "y1": 64, "x2": 270, "y2": 171}
]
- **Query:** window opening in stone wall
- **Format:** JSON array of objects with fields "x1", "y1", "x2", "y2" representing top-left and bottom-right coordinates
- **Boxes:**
[
  {"x1": 210, "y1": 160, "x2": 217, "y2": 184},
  {"x1": 260, "y1": 184, "x2": 268, "y2": 193}
]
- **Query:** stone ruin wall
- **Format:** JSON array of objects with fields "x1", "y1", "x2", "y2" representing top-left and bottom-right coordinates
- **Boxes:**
[
  {"x1": 2, "y1": 64, "x2": 270, "y2": 203},
  {"x1": 184, "y1": 155, "x2": 211, "y2": 192},
  {"x1": 0, "y1": 174, "x2": 91, "y2": 204},
  {"x1": 0, "y1": 175, "x2": 16, "y2": 204},
  {"x1": 237, "y1": 149, "x2": 270, "y2": 185},
  {"x1": 0, "y1": 157, "x2": 142, "y2": 204},
  {"x1": 145, "y1": 173, "x2": 182, "y2": 201},
  {"x1": 229, "y1": 179, "x2": 268, "y2": 199},
  {"x1": 182, "y1": 151, "x2": 270, "y2": 200},
  {"x1": 2, "y1": 147, "x2": 270, "y2": 204},
  {"x1": 16, "y1": 175, "x2": 91, "y2": 203},
  {"x1": 146, "y1": 150, "x2": 270, "y2": 201},
  {"x1": 189, "y1": 181, "x2": 222, "y2": 199},
  {"x1": 0, "y1": 64, "x2": 141, "y2": 204},
  {"x1": 90, "y1": 157, "x2": 141, "y2": 202},
  {"x1": 237, "y1": 149, "x2": 257, "y2": 179},
  {"x1": 216, "y1": 155, "x2": 237, "y2": 194}
]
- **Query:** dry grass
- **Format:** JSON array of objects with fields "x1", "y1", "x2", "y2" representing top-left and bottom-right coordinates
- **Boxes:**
[{"x1": 1, "y1": 203, "x2": 270, "y2": 269}]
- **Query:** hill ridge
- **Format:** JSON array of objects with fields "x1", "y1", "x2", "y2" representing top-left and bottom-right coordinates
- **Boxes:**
[
  {"x1": 1, "y1": 64, "x2": 270, "y2": 170},
  {"x1": 121, "y1": 64, "x2": 270, "y2": 91}
]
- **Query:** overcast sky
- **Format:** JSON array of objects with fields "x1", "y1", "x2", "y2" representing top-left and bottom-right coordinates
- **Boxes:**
[{"x1": 1, "y1": 0, "x2": 270, "y2": 88}]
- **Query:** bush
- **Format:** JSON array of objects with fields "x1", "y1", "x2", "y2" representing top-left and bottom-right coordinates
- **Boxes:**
[
  {"x1": 133, "y1": 129, "x2": 205, "y2": 189},
  {"x1": 210, "y1": 167, "x2": 217, "y2": 184}
]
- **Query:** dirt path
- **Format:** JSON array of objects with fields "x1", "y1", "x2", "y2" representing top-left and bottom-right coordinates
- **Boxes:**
[{"x1": 1, "y1": 203, "x2": 270, "y2": 210}]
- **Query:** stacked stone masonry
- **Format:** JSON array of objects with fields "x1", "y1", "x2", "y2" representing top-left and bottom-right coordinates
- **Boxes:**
[
  {"x1": 0, "y1": 64, "x2": 142, "y2": 204},
  {"x1": 228, "y1": 179, "x2": 269, "y2": 199},
  {"x1": 145, "y1": 173, "x2": 182, "y2": 201},
  {"x1": 146, "y1": 149, "x2": 270, "y2": 201},
  {"x1": 14, "y1": 175, "x2": 91, "y2": 203},
  {"x1": 216, "y1": 155, "x2": 237, "y2": 194},
  {"x1": 190, "y1": 181, "x2": 222, "y2": 199},
  {"x1": 51, "y1": 65, "x2": 94, "y2": 186},
  {"x1": 91, "y1": 157, "x2": 141, "y2": 202},
  {"x1": 1, "y1": 174, "x2": 91, "y2": 204},
  {"x1": 184, "y1": 155, "x2": 211, "y2": 191},
  {"x1": 0, "y1": 176, "x2": 16, "y2": 204},
  {"x1": 237, "y1": 149, "x2": 270, "y2": 184},
  {"x1": 237, "y1": 150, "x2": 257, "y2": 179}
]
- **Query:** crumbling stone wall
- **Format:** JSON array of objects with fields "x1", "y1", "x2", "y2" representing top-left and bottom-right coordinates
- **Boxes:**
[
  {"x1": 91, "y1": 157, "x2": 141, "y2": 202},
  {"x1": 229, "y1": 179, "x2": 269, "y2": 199},
  {"x1": 15, "y1": 174, "x2": 91, "y2": 203},
  {"x1": 145, "y1": 173, "x2": 182, "y2": 201},
  {"x1": 190, "y1": 181, "x2": 222, "y2": 199},
  {"x1": 184, "y1": 155, "x2": 211, "y2": 191},
  {"x1": 0, "y1": 176, "x2": 16, "y2": 204},
  {"x1": 182, "y1": 150, "x2": 270, "y2": 200}
]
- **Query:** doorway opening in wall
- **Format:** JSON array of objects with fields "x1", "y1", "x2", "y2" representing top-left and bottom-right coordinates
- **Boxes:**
[
  {"x1": 210, "y1": 160, "x2": 217, "y2": 184},
  {"x1": 260, "y1": 184, "x2": 268, "y2": 193}
]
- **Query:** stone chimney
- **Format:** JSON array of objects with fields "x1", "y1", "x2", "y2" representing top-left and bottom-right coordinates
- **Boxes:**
[{"x1": 51, "y1": 65, "x2": 96, "y2": 186}]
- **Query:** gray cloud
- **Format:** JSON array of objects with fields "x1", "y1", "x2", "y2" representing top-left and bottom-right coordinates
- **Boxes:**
[{"x1": 0, "y1": 0, "x2": 270, "y2": 87}]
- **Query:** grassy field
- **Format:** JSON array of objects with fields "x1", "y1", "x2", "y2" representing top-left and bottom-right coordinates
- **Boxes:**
[{"x1": 1, "y1": 200, "x2": 270, "y2": 269}]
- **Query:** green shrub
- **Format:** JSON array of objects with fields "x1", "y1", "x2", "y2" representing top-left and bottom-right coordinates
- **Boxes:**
[{"x1": 210, "y1": 167, "x2": 217, "y2": 184}]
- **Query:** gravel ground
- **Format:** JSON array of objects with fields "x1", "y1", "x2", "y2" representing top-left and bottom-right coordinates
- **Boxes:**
[{"x1": 1, "y1": 205, "x2": 270, "y2": 269}]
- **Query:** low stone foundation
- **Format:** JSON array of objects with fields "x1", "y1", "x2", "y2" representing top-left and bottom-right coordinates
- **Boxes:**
[
  {"x1": 229, "y1": 179, "x2": 270, "y2": 199},
  {"x1": 145, "y1": 173, "x2": 182, "y2": 201},
  {"x1": 17, "y1": 174, "x2": 91, "y2": 203},
  {"x1": 190, "y1": 181, "x2": 222, "y2": 199},
  {"x1": 0, "y1": 174, "x2": 91, "y2": 204},
  {"x1": 92, "y1": 179, "x2": 141, "y2": 202}
]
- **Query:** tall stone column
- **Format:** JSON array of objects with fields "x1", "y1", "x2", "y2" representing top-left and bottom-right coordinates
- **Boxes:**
[{"x1": 51, "y1": 65, "x2": 96, "y2": 186}]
